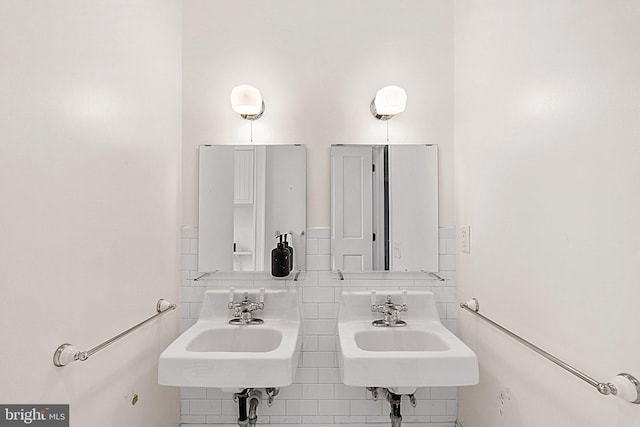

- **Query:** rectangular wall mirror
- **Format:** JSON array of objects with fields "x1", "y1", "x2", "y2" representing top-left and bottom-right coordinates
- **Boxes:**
[
  {"x1": 198, "y1": 144, "x2": 306, "y2": 274},
  {"x1": 331, "y1": 144, "x2": 438, "y2": 273}
]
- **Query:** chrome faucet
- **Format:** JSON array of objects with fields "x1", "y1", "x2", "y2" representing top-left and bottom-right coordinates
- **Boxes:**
[
  {"x1": 228, "y1": 288, "x2": 264, "y2": 325},
  {"x1": 371, "y1": 292, "x2": 408, "y2": 327}
]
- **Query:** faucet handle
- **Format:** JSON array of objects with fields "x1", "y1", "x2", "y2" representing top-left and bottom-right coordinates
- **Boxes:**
[{"x1": 227, "y1": 287, "x2": 236, "y2": 309}]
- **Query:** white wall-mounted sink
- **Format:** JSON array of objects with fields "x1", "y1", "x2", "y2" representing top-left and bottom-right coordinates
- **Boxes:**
[
  {"x1": 158, "y1": 288, "x2": 301, "y2": 389},
  {"x1": 338, "y1": 290, "x2": 478, "y2": 391}
]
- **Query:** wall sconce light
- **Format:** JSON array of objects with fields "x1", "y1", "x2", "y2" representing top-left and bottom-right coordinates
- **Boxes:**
[
  {"x1": 370, "y1": 85, "x2": 407, "y2": 120},
  {"x1": 230, "y1": 85, "x2": 265, "y2": 120}
]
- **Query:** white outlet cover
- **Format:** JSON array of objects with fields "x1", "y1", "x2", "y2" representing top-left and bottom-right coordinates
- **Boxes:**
[{"x1": 461, "y1": 225, "x2": 471, "y2": 254}]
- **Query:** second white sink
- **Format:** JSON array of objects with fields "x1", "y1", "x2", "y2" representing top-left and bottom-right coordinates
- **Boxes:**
[{"x1": 338, "y1": 290, "x2": 478, "y2": 390}]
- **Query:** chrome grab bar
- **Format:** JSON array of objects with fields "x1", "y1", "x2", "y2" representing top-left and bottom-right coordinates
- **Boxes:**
[
  {"x1": 460, "y1": 298, "x2": 640, "y2": 404},
  {"x1": 53, "y1": 299, "x2": 176, "y2": 367}
]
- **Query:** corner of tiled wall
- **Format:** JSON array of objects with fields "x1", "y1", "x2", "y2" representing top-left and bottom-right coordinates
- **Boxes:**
[{"x1": 178, "y1": 226, "x2": 458, "y2": 427}]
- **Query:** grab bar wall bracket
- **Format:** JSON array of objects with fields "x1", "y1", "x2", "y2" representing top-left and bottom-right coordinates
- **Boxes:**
[
  {"x1": 460, "y1": 298, "x2": 640, "y2": 404},
  {"x1": 53, "y1": 298, "x2": 176, "y2": 367}
]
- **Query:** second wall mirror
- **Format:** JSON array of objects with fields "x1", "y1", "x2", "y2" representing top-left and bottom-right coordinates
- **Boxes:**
[
  {"x1": 198, "y1": 144, "x2": 306, "y2": 274},
  {"x1": 331, "y1": 144, "x2": 438, "y2": 273}
]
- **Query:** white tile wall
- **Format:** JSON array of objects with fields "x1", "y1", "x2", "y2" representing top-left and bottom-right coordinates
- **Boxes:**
[{"x1": 178, "y1": 227, "x2": 459, "y2": 426}]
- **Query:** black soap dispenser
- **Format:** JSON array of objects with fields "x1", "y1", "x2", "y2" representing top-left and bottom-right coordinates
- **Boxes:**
[
  {"x1": 283, "y1": 233, "x2": 294, "y2": 272},
  {"x1": 271, "y1": 234, "x2": 290, "y2": 277}
]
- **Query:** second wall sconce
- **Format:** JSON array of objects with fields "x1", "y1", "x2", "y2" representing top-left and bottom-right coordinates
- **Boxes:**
[
  {"x1": 230, "y1": 85, "x2": 265, "y2": 120},
  {"x1": 370, "y1": 85, "x2": 407, "y2": 120}
]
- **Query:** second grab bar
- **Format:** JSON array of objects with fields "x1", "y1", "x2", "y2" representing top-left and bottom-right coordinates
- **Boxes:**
[{"x1": 460, "y1": 298, "x2": 640, "y2": 404}]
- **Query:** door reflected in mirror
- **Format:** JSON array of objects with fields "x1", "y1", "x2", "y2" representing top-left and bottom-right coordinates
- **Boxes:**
[
  {"x1": 198, "y1": 145, "x2": 306, "y2": 274},
  {"x1": 331, "y1": 144, "x2": 438, "y2": 272}
]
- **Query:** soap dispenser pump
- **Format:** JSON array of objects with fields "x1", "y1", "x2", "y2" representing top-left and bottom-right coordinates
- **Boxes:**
[{"x1": 271, "y1": 234, "x2": 290, "y2": 277}]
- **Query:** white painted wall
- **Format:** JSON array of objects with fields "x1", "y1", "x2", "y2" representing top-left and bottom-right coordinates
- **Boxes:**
[
  {"x1": 0, "y1": 1, "x2": 181, "y2": 426},
  {"x1": 455, "y1": 1, "x2": 640, "y2": 426},
  {"x1": 181, "y1": 0, "x2": 454, "y2": 228}
]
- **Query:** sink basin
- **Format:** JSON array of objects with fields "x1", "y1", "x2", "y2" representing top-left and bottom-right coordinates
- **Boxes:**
[
  {"x1": 158, "y1": 288, "x2": 301, "y2": 389},
  {"x1": 355, "y1": 329, "x2": 449, "y2": 352},
  {"x1": 338, "y1": 290, "x2": 478, "y2": 390},
  {"x1": 186, "y1": 328, "x2": 282, "y2": 352}
]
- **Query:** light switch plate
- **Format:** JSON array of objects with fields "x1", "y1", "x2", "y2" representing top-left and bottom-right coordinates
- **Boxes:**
[{"x1": 461, "y1": 226, "x2": 471, "y2": 254}]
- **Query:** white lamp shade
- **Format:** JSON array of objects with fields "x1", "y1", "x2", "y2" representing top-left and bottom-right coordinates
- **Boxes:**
[
  {"x1": 374, "y1": 85, "x2": 407, "y2": 115},
  {"x1": 230, "y1": 85, "x2": 263, "y2": 115}
]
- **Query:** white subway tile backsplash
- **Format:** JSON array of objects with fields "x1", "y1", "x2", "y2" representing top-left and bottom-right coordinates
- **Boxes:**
[
  {"x1": 179, "y1": 318, "x2": 196, "y2": 333},
  {"x1": 431, "y1": 387, "x2": 457, "y2": 400},
  {"x1": 269, "y1": 415, "x2": 303, "y2": 424},
  {"x1": 445, "y1": 239, "x2": 456, "y2": 255},
  {"x1": 365, "y1": 415, "x2": 392, "y2": 423},
  {"x1": 303, "y1": 319, "x2": 335, "y2": 335},
  {"x1": 442, "y1": 319, "x2": 457, "y2": 334},
  {"x1": 431, "y1": 415, "x2": 457, "y2": 423},
  {"x1": 302, "y1": 351, "x2": 336, "y2": 367},
  {"x1": 190, "y1": 238, "x2": 199, "y2": 255},
  {"x1": 302, "y1": 383, "x2": 334, "y2": 399},
  {"x1": 295, "y1": 367, "x2": 319, "y2": 384},
  {"x1": 350, "y1": 399, "x2": 383, "y2": 416},
  {"x1": 301, "y1": 302, "x2": 319, "y2": 319},
  {"x1": 438, "y1": 254, "x2": 456, "y2": 271},
  {"x1": 220, "y1": 399, "x2": 238, "y2": 416},
  {"x1": 206, "y1": 388, "x2": 230, "y2": 399},
  {"x1": 180, "y1": 414, "x2": 206, "y2": 423},
  {"x1": 413, "y1": 388, "x2": 431, "y2": 399},
  {"x1": 438, "y1": 239, "x2": 447, "y2": 255},
  {"x1": 318, "y1": 302, "x2": 339, "y2": 318},
  {"x1": 277, "y1": 384, "x2": 303, "y2": 400},
  {"x1": 334, "y1": 384, "x2": 367, "y2": 400},
  {"x1": 334, "y1": 415, "x2": 366, "y2": 424},
  {"x1": 317, "y1": 335, "x2": 337, "y2": 351},
  {"x1": 189, "y1": 399, "x2": 222, "y2": 415},
  {"x1": 302, "y1": 335, "x2": 319, "y2": 352},
  {"x1": 317, "y1": 367, "x2": 341, "y2": 384},
  {"x1": 439, "y1": 227, "x2": 455, "y2": 239},
  {"x1": 260, "y1": 400, "x2": 287, "y2": 415},
  {"x1": 413, "y1": 400, "x2": 447, "y2": 416},
  {"x1": 285, "y1": 400, "x2": 318, "y2": 416},
  {"x1": 302, "y1": 415, "x2": 335, "y2": 424},
  {"x1": 179, "y1": 226, "x2": 458, "y2": 427},
  {"x1": 181, "y1": 227, "x2": 198, "y2": 239},
  {"x1": 180, "y1": 254, "x2": 198, "y2": 270},
  {"x1": 179, "y1": 302, "x2": 190, "y2": 319},
  {"x1": 303, "y1": 287, "x2": 335, "y2": 303},
  {"x1": 207, "y1": 415, "x2": 242, "y2": 424},
  {"x1": 317, "y1": 271, "x2": 333, "y2": 286},
  {"x1": 181, "y1": 239, "x2": 191, "y2": 255},
  {"x1": 433, "y1": 287, "x2": 457, "y2": 304},
  {"x1": 446, "y1": 399, "x2": 457, "y2": 416},
  {"x1": 276, "y1": 384, "x2": 302, "y2": 400},
  {"x1": 403, "y1": 415, "x2": 431, "y2": 423},
  {"x1": 180, "y1": 286, "x2": 205, "y2": 303}
]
